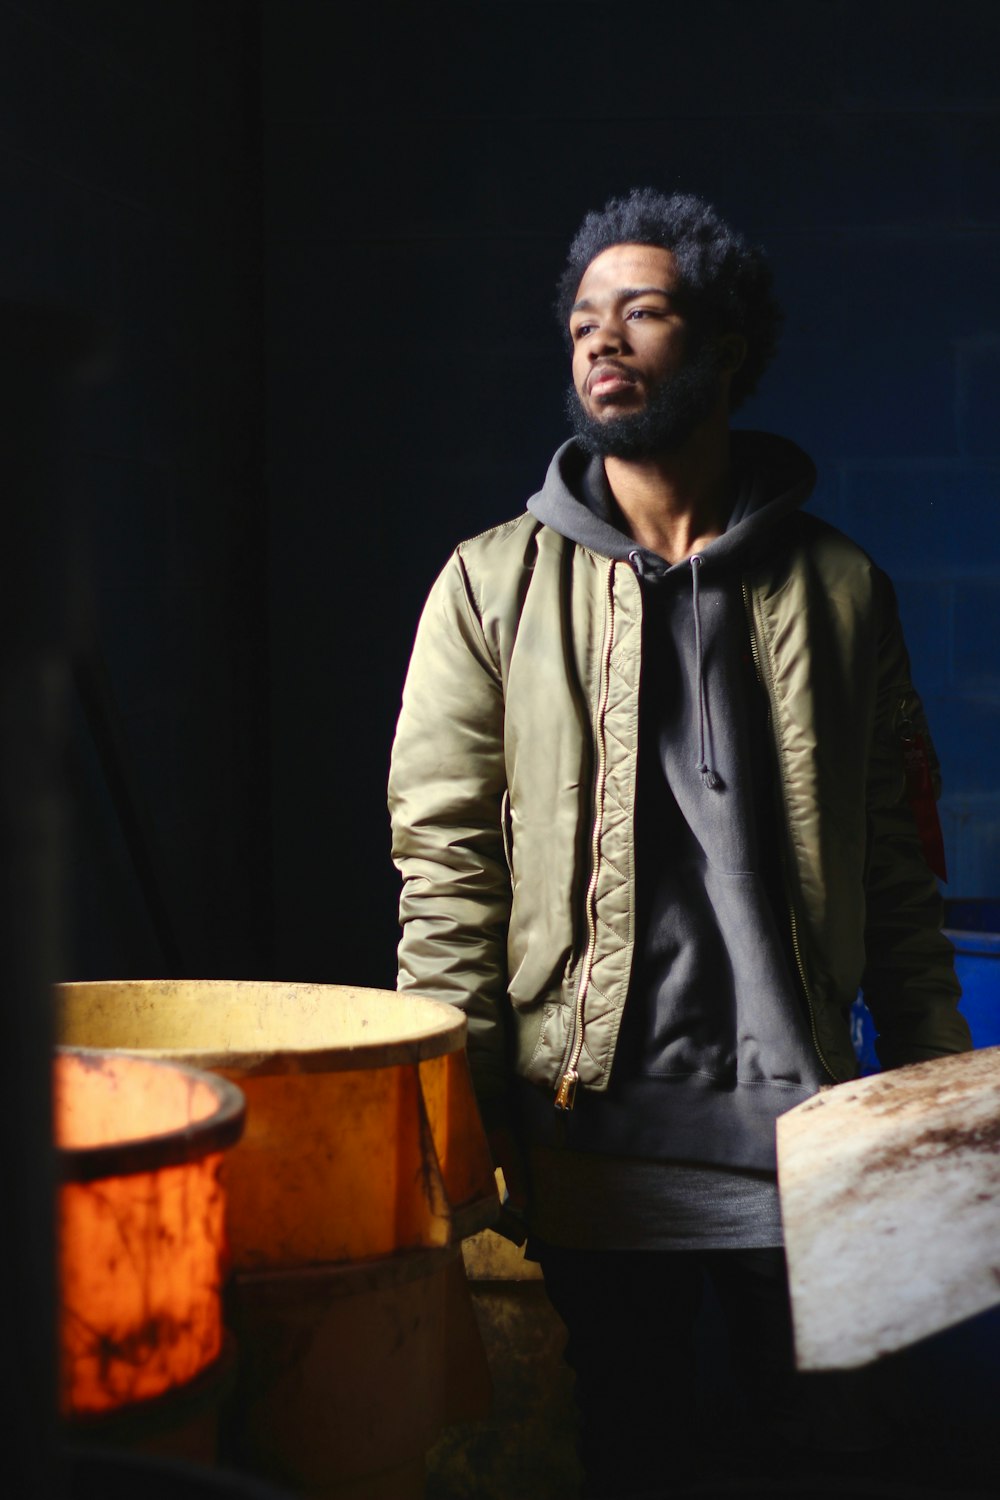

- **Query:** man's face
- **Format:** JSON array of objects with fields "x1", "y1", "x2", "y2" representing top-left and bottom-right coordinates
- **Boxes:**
[{"x1": 566, "y1": 242, "x2": 724, "y2": 460}]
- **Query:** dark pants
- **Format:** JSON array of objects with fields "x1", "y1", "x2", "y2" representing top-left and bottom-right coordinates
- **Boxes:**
[{"x1": 535, "y1": 1243, "x2": 893, "y2": 1500}]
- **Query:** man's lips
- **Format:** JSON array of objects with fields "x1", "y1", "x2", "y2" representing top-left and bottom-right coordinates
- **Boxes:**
[{"x1": 587, "y1": 364, "x2": 638, "y2": 397}]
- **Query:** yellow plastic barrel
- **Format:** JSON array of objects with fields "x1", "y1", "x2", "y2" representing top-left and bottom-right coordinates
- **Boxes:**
[
  {"x1": 55, "y1": 1047, "x2": 245, "y2": 1419},
  {"x1": 54, "y1": 981, "x2": 497, "y2": 1266},
  {"x1": 54, "y1": 981, "x2": 499, "y2": 1498}
]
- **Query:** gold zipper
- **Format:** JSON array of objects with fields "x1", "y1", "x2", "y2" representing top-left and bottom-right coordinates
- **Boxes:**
[
  {"x1": 556, "y1": 560, "x2": 617, "y2": 1111},
  {"x1": 741, "y1": 580, "x2": 840, "y2": 1082}
]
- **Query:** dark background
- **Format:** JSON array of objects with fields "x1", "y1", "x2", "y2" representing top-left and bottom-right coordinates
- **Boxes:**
[{"x1": 2, "y1": 0, "x2": 998, "y2": 990}]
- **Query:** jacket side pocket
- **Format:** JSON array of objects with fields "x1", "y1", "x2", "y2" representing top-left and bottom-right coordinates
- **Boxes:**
[{"x1": 500, "y1": 787, "x2": 514, "y2": 877}]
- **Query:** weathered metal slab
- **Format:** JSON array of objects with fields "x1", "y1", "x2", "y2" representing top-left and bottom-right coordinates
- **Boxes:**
[{"x1": 777, "y1": 1046, "x2": 1000, "y2": 1370}]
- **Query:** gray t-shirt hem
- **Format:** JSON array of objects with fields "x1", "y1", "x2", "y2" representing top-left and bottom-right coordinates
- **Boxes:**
[{"x1": 526, "y1": 1147, "x2": 784, "y2": 1251}]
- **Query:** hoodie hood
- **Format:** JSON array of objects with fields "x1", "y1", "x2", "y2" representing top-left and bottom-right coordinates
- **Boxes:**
[
  {"x1": 525, "y1": 432, "x2": 818, "y2": 795},
  {"x1": 526, "y1": 431, "x2": 816, "y2": 572}
]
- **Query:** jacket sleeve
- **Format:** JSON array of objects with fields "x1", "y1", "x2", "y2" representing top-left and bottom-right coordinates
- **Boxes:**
[
  {"x1": 861, "y1": 570, "x2": 971, "y2": 1067},
  {"x1": 388, "y1": 549, "x2": 512, "y2": 1111}
]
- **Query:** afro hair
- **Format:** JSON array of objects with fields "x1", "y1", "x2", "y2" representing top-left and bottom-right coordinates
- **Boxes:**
[{"x1": 555, "y1": 189, "x2": 782, "y2": 411}]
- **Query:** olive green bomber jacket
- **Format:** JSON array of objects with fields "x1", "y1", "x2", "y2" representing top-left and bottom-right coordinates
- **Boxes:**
[{"x1": 388, "y1": 507, "x2": 970, "y2": 1117}]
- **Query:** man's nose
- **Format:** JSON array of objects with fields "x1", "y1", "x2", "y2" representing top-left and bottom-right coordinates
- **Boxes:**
[{"x1": 590, "y1": 318, "x2": 628, "y2": 356}]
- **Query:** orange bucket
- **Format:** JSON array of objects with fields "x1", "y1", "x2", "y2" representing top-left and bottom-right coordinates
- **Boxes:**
[{"x1": 55, "y1": 1047, "x2": 245, "y2": 1418}]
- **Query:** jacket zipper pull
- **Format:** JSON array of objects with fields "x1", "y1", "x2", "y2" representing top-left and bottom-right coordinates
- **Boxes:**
[{"x1": 555, "y1": 1069, "x2": 578, "y2": 1111}]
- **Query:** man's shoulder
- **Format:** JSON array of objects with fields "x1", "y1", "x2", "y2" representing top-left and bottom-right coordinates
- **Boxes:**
[
  {"x1": 775, "y1": 510, "x2": 883, "y2": 576},
  {"x1": 418, "y1": 512, "x2": 542, "y2": 622},
  {"x1": 453, "y1": 508, "x2": 543, "y2": 559},
  {"x1": 757, "y1": 512, "x2": 896, "y2": 622},
  {"x1": 446, "y1": 509, "x2": 552, "y2": 593}
]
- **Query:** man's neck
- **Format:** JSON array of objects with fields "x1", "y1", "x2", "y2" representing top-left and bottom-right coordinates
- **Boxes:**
[{"x1": 604, "y1": 422, "x2": 735, "y2": 565}]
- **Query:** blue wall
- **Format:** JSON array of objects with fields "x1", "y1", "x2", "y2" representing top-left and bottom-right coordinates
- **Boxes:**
[{"x1": 260, "y1": 0, "x2": 1000, "y2": 981}]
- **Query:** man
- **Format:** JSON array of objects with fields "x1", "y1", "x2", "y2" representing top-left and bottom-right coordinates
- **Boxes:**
[{"x1": 388, "y1": 190, "x2": 970, "y2": 1495}]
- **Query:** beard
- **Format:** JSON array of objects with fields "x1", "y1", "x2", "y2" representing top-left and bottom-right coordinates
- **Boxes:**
[{"x1": 565, "y1": 340, "x2": 725, "y2": 460}]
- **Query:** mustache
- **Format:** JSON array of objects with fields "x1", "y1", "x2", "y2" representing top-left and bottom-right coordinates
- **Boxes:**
[{"x1": 586, "y1": 360, "x2": 639, "y2": 394}]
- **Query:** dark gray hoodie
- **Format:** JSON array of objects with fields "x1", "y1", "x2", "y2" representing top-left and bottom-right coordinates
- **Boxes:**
[{"x1": 517, "y1": 431, "x2": 829, "y2": 1180}]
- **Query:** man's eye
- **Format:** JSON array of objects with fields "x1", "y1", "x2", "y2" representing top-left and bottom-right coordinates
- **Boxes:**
[
  {"x1": 573, "y1": 323, "x2": 596, "y2": 339},
  {"x1": 627, "y1": 308, "x2": 654, "y2": 320}
]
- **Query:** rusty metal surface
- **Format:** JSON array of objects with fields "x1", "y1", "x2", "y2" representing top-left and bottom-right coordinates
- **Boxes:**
[{"x1": 778, "y1": 1046, "x2": 1000, "y2": 1370}]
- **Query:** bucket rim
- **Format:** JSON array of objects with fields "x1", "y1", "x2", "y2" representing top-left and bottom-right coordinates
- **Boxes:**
[
  {"x1": 56, "y1": 1045, "x2": 246, "y2": 1183},
  {"x1": 53, "y1": 978, "x2": 468, "y2": 1074}
]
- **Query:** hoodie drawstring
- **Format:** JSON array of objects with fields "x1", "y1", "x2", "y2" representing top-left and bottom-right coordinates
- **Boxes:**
[{"x1": 690, "y1": 555, "x2": 723, "y2": 791}]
